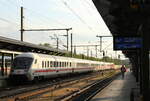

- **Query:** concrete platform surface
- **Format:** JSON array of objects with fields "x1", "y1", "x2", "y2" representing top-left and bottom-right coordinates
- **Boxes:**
[{"x1": 91, "y1": 72, "x2": 136, "y2": 101}]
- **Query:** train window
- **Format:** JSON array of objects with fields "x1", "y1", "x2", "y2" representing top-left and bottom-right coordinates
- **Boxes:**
[
  {"x1": 50, "y1": 61, "x2": 53, "y2": 67},
  {"x1": 48, "y1": 61, "x2": 49, "y2": 67},
  {"x1": 53, "y1": 61, "x2": 55, "y2": 67},
  {"x1": 54, "y1": 61, "x2": 57, "y2": 67},
  {"x1": 45, "y1": 61, "x2": 47, "y2": 68},
  {"x1": 59, "y1": 62, "x2": 60, "y2": 67},
  {"x1": 42, "y1": 61, "x2": 44, "y2": 68},
  {"x1": 34, "y1": 59, "x2": 37, "y2": 64},
  {"x1": 62, "y1": 62, "x2": 64, "y2": 67},
  {"x1": 70, "y1": 62, "x2": 71, "y2": 67},
  {"x1": 66, "y1": 62, "x2": 68, "y2": 67},
  {"x1": 56, "y1": 62, "x2": 58, "y2": 67}
]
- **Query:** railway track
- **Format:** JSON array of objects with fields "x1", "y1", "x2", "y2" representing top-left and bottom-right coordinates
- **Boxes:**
[
  {"x1": 62, "y1": 73, "x2": 120, "y2": 101},
  {"x1": 0, "y1": 70, "x2": 119, "y2": 101},
  {"x1": 0, "y1": 72, "x2": 93, "y2": 98}
]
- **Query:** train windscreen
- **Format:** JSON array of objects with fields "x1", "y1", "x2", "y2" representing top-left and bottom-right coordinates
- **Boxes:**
[{"x1": 12, "y1": 57, "x2": 33, "y2": 69}]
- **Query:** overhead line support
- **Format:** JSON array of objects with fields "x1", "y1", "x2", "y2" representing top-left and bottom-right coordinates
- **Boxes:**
[{"x1": 96, "y1": 35, "x2": 112, "y2": 52}]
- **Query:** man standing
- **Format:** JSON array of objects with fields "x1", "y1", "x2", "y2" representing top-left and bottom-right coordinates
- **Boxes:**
[{"x1": 120, "y1": 65, "x2": 126, "y2": 79}]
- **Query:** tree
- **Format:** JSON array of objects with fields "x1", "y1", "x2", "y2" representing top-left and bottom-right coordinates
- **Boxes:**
[{"x1": 39, "y1": 43, "x2": 53, "y2": 48}]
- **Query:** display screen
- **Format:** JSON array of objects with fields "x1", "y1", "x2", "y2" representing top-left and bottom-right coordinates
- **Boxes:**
[{"x1": 113, "y1": 36, "x2": 142, "y2": 50}]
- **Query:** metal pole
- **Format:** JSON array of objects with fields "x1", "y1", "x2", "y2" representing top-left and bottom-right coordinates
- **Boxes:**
[
  {"x1": 96, "y1": 35, "x2": 112, "y2": 52},
  {"x1": 87, "y1": 46, "x2": 89, "y2": 57},
  {"x1": 21, "y1": 7, "x2": 24, "y2": 41},
  {"x1": 66, "y1": 30, "x2": 69, "y2": 51},
  {"x1": 91, "y1": 50, "x2": 92, "y2": 57},
  {"x1": 56, "y1": 37, "x2": 59, "y2": 49},
  {"x1": 100, "y1": 36, "x2": 102, "y2": 52},
  {"x1": 95, "y1": 45, "x2": 97, "y2": 57},
  {"x1": 74, "y1": 45, "x2": 76, "y2": 54},
  {"x1": 71, "y1": 33, "x2": 73, "y2": 57}
]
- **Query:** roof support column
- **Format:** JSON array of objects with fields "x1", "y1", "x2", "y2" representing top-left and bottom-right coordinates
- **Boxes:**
[{"x1": 141, "y1": 21, "x2": 150, "y2": 101}]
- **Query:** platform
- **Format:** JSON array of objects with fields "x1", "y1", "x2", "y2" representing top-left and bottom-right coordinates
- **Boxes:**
[{"x1": 91, "y1": 72, "x2": 137, "y2": 101}]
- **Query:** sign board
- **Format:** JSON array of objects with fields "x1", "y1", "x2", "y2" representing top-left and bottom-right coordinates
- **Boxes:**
[{"x1": 113, "y1": 36, "x2": 142, "y2": 50}]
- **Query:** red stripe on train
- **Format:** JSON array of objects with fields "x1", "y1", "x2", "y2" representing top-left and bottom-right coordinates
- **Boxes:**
[{"x1": 35, "y1": 67, "x2": 93, "y2": 73}]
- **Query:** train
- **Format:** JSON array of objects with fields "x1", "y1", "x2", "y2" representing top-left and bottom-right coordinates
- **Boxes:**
[{"x1": 9, "y1": 52, "x2": 116, "y2": 81}]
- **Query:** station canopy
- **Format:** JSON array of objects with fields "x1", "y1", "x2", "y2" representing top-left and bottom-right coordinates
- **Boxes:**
[
  {"x1": 92, "y1": 0, "x2": 149, "y2": 59},
  {"x1": 0, "y1": 36, "x2": 68, "y2": 55}
]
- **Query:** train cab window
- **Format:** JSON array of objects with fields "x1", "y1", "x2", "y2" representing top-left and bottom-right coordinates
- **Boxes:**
[
  {"x1": 12, "y1": 57, "x2": 33, "y2": 69},
  {"x1": 34, "y1": 59, "x2": 37, "y2": 64}
]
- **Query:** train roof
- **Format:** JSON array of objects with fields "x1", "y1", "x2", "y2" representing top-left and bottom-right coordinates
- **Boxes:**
[
  {"x1": 15, "y1": 52, "x2": 114, "y2": 64},
  {"x1": 16, "y1": 53, "x2": 35, "y2": 58}
]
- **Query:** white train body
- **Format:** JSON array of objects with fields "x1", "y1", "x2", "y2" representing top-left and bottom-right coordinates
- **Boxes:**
[{"x1": 10, "y1": 53, "x2": 115, "y2": 81}]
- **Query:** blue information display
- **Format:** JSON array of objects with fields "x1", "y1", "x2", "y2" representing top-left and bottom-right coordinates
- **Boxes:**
[{"x1": 114, "y1": 37, "x2": 142, "y2": 50}]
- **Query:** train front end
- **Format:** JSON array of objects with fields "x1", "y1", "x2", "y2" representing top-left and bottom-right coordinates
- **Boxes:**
[{"x1": 9, "y1": 53, "x2": 34, "y2": 81}]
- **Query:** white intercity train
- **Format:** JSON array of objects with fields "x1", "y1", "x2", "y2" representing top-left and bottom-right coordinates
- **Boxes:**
[{"x1": 9, "y1": 52, "x2": 115, "y2": 81}]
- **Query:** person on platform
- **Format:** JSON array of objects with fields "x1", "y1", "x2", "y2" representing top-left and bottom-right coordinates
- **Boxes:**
[{"x1": 120, "y1": 65, "x2": 126, "y2": 79}]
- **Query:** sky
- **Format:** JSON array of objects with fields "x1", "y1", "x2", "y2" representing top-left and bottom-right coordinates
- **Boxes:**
[{"x1": 0, "y1": 0, "x2": 125, "y2": 59}]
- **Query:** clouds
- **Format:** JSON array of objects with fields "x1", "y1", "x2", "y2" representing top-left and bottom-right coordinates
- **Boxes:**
[
  {"x1": 0, "y1": 0, "x2": 111, "y2": 42},
  {"x1": 0, "y1": 0, "x2": 125, "y2": 58}
]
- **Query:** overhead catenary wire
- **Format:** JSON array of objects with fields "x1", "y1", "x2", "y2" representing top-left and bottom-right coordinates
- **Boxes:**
[
  {"x1": 7, "y1": 0, "x2": 19, "y2": 8},
  {"x1": 24, "y1": 8, "x2": 68, "y2": 28},
  {"x1": 102, "y1": 42, "x2": 113, "y2": 50},
  {"x1": 61, "y1": 0, "x2": 93, "y2": 31},
  {"x1": 0, "y1": 1, "x2": 20, "y2": 24},
  {"x1": 0, "y1": 17, "x2": 18, "y2": 25},
  {"x1": 5, "y1": 0, "x2": 69, "y2": 28},
  {"x1": 84, "y1": 0, "x2": 96, "y2": 9}
]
